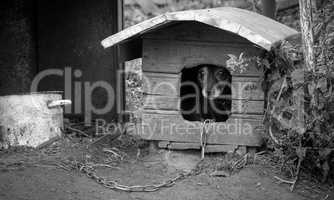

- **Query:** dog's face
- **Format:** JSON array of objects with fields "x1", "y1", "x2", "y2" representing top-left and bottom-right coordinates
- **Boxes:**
[{"x1": 197, "y1": 65, "x2": 231, "y2": 99}]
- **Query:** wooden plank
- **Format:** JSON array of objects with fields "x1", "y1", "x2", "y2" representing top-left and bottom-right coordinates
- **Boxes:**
[
  {"x1": 158, "y1": 141, "x2": 238, "y2": 152},
  {"x1": 143, "y1": 21, "x2": 252, "y2": 44},
  {"x1": 142, "y1": 72, "x2": 180, "y2": 96},
  {"x1": 102, "y1": 7, "x2": 299, "y2": 50},
  {"x1": 134, "y1": 112, "x2": 264, "y2": 146},
  {"x1": 142, "y1": 39, "x2": 262, "y2": 75},
  {"x1": 231, "y1": 100, "x2": 264, "y2": 114},
  {"x1": 232, "y1": 78, "x2": 264, "y2": 100},
  {"x1": 142, "y1": 72, "x2": 264, "y2": 100},
  {"x1": 206, "y1": 144, "x2": 237, "y2": 153},
  {"x1": 143, "y1": 94, "x2": 264, "y2": 114},
  {"x1": 143, "y1": 95, "x2": 179, "y2": 110},
  {"x1": 140, "y1": 109, "x2": 263, "y2": 119},
  {"x1": 158, "y1": 141, "x2": 170, "y2": 148},
  {"x1": 158, "y1": 141, "x2": 200, "y2": 149}
]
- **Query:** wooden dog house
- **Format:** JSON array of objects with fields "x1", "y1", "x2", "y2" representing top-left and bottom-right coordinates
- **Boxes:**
[{"x1": 102, "y1": 7, "x2": 299, "y2": 152}]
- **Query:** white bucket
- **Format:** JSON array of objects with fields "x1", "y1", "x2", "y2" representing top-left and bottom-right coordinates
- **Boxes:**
[{"x1": 0, "y1": 92, "x2": 71, "y2": 149}]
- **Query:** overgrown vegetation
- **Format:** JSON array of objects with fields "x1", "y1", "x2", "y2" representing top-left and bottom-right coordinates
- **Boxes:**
[
  {"x1": 125, "y1": 59, "x2": 143, "y2": 111},
  {"x1": 260, "y1": 2, "x2": 334, "y2": 184}
]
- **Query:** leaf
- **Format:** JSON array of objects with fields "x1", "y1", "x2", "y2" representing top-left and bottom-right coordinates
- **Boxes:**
[
  {"x1": 261, "y1": 59, "x2": 271, "y2": 69},
  {"x1": 295, "y1": 146, "x2": 306, "y2": 160},
  {"x1": 291, "y1": 69, "x2": 304, "y2": 88},
  {"x1": 317, "y1": 77, "x2": 327, "y2": 93},
  {"x1": 308, "y1": 82, "x2": 316, "y2": 95},
  {"x1": 239, "y1": 52, "x2": 244, "y2": 60},
  {"x1": 227, "y1": 54, "x2": 237, "y2": 60},
  {"x1": 275, "y1": 99, "x2": 290, "y2": 111},
  {"x1": 269, "y1": 79, "x2": 283, "y2": 93}
]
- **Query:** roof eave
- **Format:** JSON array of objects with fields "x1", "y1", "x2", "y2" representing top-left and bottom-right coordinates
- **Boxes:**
[{"x1": 101, "y1": 7, "x2": 299, "y2": 51}]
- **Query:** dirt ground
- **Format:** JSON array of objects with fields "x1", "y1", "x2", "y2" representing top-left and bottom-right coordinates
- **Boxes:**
[{"x1": 0, "y1": 135, "x2": 332, "y2": 200}]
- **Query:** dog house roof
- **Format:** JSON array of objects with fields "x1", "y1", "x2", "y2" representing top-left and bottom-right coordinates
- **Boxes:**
[{"x1": 101, "y1": 7, "x2": 299, "y2": 51}]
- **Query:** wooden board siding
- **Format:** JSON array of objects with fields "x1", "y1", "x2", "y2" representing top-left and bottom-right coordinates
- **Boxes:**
[
  {"x1": 137, "y1": 22, "x2": 266, "y2": 146},
  {"x1": 143, "y1": 95, "x2": 264, "y2": 114},
  {"x1": 142, "y1": 72, "x2": 265, "y2": 114},
  {"x1": 143, "y1": 72, "x2": 264, "y2": 100},
  {"x1": 143, "y1": 95, "x2": 180, "y2": 110},
  {"x1": 142, "y1": 72, "x2": 180, "y2": 96},
  {"x1": 142, "y1": 39, "x2": 262, "y2": 76},
  {"x1": 134, "y1": 110, "x2": 264, "y2": 146}
]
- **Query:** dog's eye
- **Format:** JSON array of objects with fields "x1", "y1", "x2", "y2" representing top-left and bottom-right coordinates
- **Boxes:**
[
  {"x1": 197, "y1": 71, "x2": 204, "y2": 81},
  {"x1": 216, "y1": 71, "x2": 224, "y2": 79},
  {"x1": 199, "y1": 70, "x2": 205, "y2": 76},
  {"x1": 217, "y1": 70, "x2": 224, "y2": 75}
]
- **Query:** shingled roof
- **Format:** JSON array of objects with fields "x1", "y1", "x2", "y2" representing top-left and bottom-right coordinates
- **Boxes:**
[{"x1": 101, "y1": 7, "x2": 299, "y2": 51}]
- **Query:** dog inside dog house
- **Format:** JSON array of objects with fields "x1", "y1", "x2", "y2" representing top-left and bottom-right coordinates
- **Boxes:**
[{"x1": 102, "y1": 7, "x2": 299, "y2": 153}]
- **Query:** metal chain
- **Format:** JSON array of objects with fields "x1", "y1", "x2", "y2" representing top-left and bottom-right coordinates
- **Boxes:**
[
  {"x1": 63, "y1": 121, "x2": 215, "y2": 192},
  {"x1": 71, "y1": 161, "x2": 196, "y2": 192},
  {"x1": 200, "y1": 119, "x2": 215, "y2": 160}
]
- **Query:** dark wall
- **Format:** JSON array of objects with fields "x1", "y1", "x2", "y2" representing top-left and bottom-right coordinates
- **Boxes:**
[
  {"x1": 0, "y1": 0, "x2": 37, "y2": 95},
  {"x1": 36, "y1": 0, "x2": 121, "y2": 121}
]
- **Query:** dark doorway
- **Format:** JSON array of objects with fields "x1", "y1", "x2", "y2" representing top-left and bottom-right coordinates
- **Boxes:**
[{"x1": 180, "y1": 64, "x2": 232, "y2": 122}]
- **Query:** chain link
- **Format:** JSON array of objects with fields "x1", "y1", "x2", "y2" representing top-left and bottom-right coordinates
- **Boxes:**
[
  {"x1": 63, "y1": 121, "x2": 215, "y2": 192},
  {"x1": 200, "y1": 119, "x2": 215, "y2": 160},
  {"x1": 71, "y1": 162, "x2": 195, "y2": 192}
]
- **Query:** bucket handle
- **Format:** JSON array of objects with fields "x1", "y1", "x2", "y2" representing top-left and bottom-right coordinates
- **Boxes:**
[{"x1": 47, "y1": 100, "x2": 72, "y2": 108}]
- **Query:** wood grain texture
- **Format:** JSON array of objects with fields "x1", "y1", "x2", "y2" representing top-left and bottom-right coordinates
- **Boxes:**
[
  {"x1": 143, "y1": 94, "x2": 264, "y2": 114},
  {"x1": 158, "y1": 141, "x2": 238, "y2": 152},
  {"x1": 142, "y1": 39, "x2": 262, "y2": 75},
  {"x1": 137, "y1": 109, "x2": 263, "y2": 118},
  {"x1": 134, "y1": 111, "x2": 264, "y2": 146},
  {"x1": 142, "y1": 72, "x2": 180, "y2": 96},
  {"x1": 143, "y1": 95, "x2": 180, "y2": 110},
  {"x1": 143, "y1": 72, "x2": 264, "y2": 100}
]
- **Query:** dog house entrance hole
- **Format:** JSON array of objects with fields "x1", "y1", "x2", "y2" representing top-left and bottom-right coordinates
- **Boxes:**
[{"x1": 180, "y1": 64, "x2": 232, "y2": 122}]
